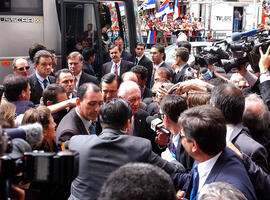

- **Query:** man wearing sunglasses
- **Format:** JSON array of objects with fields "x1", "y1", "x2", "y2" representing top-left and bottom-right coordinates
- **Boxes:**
[{"x1": 12, "y1": 57, "x2": 30, "y2": 77}]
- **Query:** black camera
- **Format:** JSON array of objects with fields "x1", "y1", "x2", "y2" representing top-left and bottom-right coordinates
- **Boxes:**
[{"x1": 0, "y1": 126, "x2": 79, "y2": 200}]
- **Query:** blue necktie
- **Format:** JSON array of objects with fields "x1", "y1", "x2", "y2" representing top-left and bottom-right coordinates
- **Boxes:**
[
  {"x1": 43, "y1": 79, "x2": 48, "y2": 89},
  {"x1": 89, "y1": 122, "x2": 96, "y2": 135},
  {"x1": 190, "y1": 165, "x2": 199, "y2": 200}
]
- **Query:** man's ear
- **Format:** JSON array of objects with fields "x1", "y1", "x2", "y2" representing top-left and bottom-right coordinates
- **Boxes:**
[
  {"x1": 76, "y1": 97, "x2": 80, "y2": 106},
  {"x1": 192, "y1": 141, "x2": 199, "y2": 153},
  {"x1": 18, "y1": 90, "x2": 26, "y2": 100},
  {"x1": 34, "y1": 64, "x2": 37, "y2": 69}
]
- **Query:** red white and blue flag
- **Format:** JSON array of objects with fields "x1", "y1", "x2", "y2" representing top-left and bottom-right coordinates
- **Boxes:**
[
  {"x1": 173, "y1": 0, "x2": 181, "y2": 20},
  {"x1": 147, "y1": 30, "x2": 156, "y2": 44},
  {"x1": 155, "y1": 0, "x2": 171, "y2": 18}
]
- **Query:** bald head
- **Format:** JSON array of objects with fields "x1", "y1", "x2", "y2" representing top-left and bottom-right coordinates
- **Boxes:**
[{"x1": 121, "y1": 72, "x2": 138, "y2": 84}]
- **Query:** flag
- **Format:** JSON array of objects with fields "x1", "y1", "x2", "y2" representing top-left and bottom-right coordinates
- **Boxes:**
[
  {"x1": 141, "y1": 0, "x2": 156, "y2": 10},
  {"x1": 173, "y1": 0, "x2": 180, "y2": 20},
  {"x1": 147, "y1": 30, "x2": 156, "y2": 44},
  {"x1": 155, "y1": 0, "x2": 170, "y2": 18}
]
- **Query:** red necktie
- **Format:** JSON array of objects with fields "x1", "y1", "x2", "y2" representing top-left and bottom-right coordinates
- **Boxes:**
[{"x1": 114, "y1": 64, "x2": 118, "y2": 76}]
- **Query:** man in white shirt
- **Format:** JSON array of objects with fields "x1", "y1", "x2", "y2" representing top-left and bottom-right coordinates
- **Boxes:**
[
  {"x1": 171, "y1": 105, "x2": 256, "y2": 200},
  {"x1": 102, "y1": 45, "x2": 133, "y2": 77}
]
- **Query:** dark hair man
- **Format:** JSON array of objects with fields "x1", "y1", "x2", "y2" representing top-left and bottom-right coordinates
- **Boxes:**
[
  {"x1": 135, "y1": 43, "x2": 153, "y2": 88},
  {"x1": 98, "y1": 163, "x2": 176, "y2": 200},
  {"x1": 28, "y1": 43, "x2": 47, "y2": 75},
  {"x1": 154, "y1": 66, "x2": 173, "y2": 83},
  {"x1": 177, "y1": 40, "x2": 195, "y2": 65},
  {"x1": 102, "y1": 44, "x2": 133, "y2": 77},
  {"x1": 82, "y1": 47, "x2": 96, "y2": 76},
  {"x1": 42, "y1": 84, "x2": 67, "y2": 106},
  {"x1": 113, "y1": 36, "x2": 134, "y2": 62},
  {"x1": 56, "y1": 83, "x2": 103, "y2": 147},
  {"x1": 68, "y1": 98, "x2": 183, "y2": 200},
  {"x1": 131, "y1": 65, "x2": 152, "y2": 100},
  {"x1": 12, "y1": 57, "x2": 30, "y2": 77},
  {"x1": 172, "y1": 105, "x2": 256, "y2": 200},
  {"x1": 101, "y1": 73, "x2": 119, "y2": 102},
  {"x1": 42, "y1": 84, "x2": 68, "y2": 127},
  {"x1": 211, "y1": 84, "x2": 269, "y2": 199},
  {"x1": 28, "y1": 50, "x2": 56, "y2": 104},
  {"x1": 56, "y1": 69, "x2": 76, "y2": 99},
  {"x1": 173, "y1": 47, "x2": 190, "y2": 83},
  {"x1": 157, "y1": 95, "x2": 193, "y2": 171},
  {"x1": 3, "y1": 74, "x2": 34, "y2": 115},
  {"x1": 67, "y1": 51, "x2": 99, "y2": 91},
  {"x1": 150, "y1": 44, "x2": 174, "y2": 85},
  {"x1": 210, "y1": 84, "x2": 268, "y2": 171}
]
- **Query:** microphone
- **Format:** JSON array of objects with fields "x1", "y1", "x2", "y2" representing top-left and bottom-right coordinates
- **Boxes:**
[
  {"x1": 146, "y1": 116, "x2": 170, "y2": 135},
  {"x1": 6, "y1": 138, "x2": 32, "y2": 159},
  {"x1": 5, "y1": 123, "x2": 43, "y2": 148},
  {"x1": 231, "y1": 29, "x2": 258, "y2": 41}
]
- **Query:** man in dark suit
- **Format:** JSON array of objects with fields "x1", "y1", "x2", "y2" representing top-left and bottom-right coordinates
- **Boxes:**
[
  {"x1": 156, "y1": 95, "x2": 194, "y2": 172},
  {"x1": 118, "y1": 81, "x2": 163, "y2": 155},
  {"x1": 150, "y1": 44, "x2": 174, "y2": 84},
  {"x1": 114, "y1": 36, "x2": 134, "y2": 62},
  {"x1": 82, "y1": 47, "x2": 96, "y2": 76},
  {"x1": 131, "y1": 65, "x2": 152, "y2": 100},
  {"x1": 211, "y1": 84, "x2": 269, "y2": 172},
  {"x1": 67, "y1": 51, "x2": 99, "y2": 91},
  {"x1": 29, "y1": 50, "x2": 56, "y2": 104},
  {"x1": 56, "y1": 83, "x2": 103, "y2": 148},
  {"x1": 68, "y1": 98, "x2": 184, "y2": 200},
  {"x1": 171, "y1": 105, "x2": 257, "y2": 200},
  {"x1": 173, "y1": 47, "x2": 190, "y2": 83},
  {"x1": 102, "y1": 45, "x2": 133, "y2": 77},
  {"x1": 56, "y1": 69, "x2": 77, "y2": 99},
  {"x1": 135, "y1": 43, "x2": 153, "y2": 88}
]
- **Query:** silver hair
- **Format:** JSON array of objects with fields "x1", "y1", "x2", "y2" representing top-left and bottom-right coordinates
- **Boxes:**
[
  {"x1": 243, "y1": 93, "x2": 270, "y2": 132},
  {"x1": 199, "y1": 182, "x2": 247, "y2": 200},
  {"x1": 118, "y1": 81, "x2": 140, "y2": 98}
]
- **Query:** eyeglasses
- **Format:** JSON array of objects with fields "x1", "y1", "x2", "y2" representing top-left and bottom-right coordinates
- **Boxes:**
[{"x1": 15, "y1": 66, "x2": 30, "y2": 71}]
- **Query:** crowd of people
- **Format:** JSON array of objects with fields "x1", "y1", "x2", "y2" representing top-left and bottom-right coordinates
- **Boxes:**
[
  {"x1": 1, "y1": 35, "x2": 270, "y2": 200},
  {"x1": 140, "y1": 12, "x2": 209, "y2": 45}
]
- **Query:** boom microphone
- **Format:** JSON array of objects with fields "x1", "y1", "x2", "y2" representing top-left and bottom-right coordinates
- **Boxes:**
[
  {"x1": 231, "y1": 29, "x2": 258, "y2": 41},
  {"x1": 5, "y1": 123, "x2": 43, "y2": 148},
  {"x1": 146, "y1": 116, "x2": 170, "y2": 135}
]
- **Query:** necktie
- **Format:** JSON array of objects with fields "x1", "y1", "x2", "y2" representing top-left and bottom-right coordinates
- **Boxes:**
[
  {"x1": 43, "y1": 79, "x2": 48, "y2": 89},
  {"x1": 190, "y1": 165, "x2": 199, "y2": 200},
  {"x1": 114, "y1": 64, "x2": 118, "y2": 76},
  {"x1": 171, "y1": 143, "x2": 177, "y2": 158},
  {"x1": 135, "y1": 58, "x2": 138, "y2": 65},
  {"x1": 74, "y1": 77, "x2": 77, "y2": 90},
  {"x1": 88, "y1": 122, "x2": 96, "y2": 135}
]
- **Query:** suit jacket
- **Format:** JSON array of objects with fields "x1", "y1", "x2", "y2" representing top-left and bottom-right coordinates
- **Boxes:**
[
  {"x1": 68, "y1": 128, "x2": 183, "y2": 200},
  {"x1": 146, "y1": 102, "x2": 159, "y2": 117},
  {"x1": 29, "y1": 74, "x2": 55, "y2": 105},
  {"x1": 171, "y1": 147, "x2": 257, "y2": 200},
  {"x1": 121, "y1": 50, "x2": 134, "y2": 62},
  {"x1": 142, "y1": 86, "x2": 152, "y2": 100},
  {"x1": 55, "y1": 108, "x2": 88, "y2": 148},
  {"x1": 78, "y1": 71, "x2": 99, "y2": 88},
  {"x1": 102, "y1": 60, "x2": 133, "y2": 77},
  {"x1": 133, "y1": 108, "x2": 162, "y2": 155},
  {"x1": 173, "y1": 64, "x2": 190, "y2": 83},
  {"x1": 138, "y1": 55, "x2": 153, "y2": 88},
  {"x1": 82, "y1": 61, "x2": 96, "y2": 76},
  {"x1": 229, "y1": 124, "x2": 269, "y2": 172},
  {"x1": 168, "y1": 134, "x2": 194, "y2": 172}
]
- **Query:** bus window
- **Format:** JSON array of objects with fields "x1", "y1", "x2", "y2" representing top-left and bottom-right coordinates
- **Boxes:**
[{"x1": 0, "y1": 0, "x2": 43, "y2": 15}]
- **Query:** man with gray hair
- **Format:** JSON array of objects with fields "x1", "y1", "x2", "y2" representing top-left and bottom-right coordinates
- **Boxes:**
[
  {"x1": 67, "y1": 51, "x2": 99, "y2": 91},
  {"x1": 29, "y1": 50, "x2": 55, "y2": 104},
  {"x1": 118, "y1": 81, "x2": 162, "y2": 155},
  {"x1": 199, "y1": 182, "x2": 247, "y2": 200},
  {"x1": 243, "y1": 93, "x2": 270, "y2": 167}
]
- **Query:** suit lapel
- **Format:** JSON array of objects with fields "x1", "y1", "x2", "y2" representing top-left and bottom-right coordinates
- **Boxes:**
[
  {"x1": 229, "y1": 124, "x2": 244, "y2": 142},
  {"x1": 120, "y1": 60, "x2": 126, "y2": 76}
]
